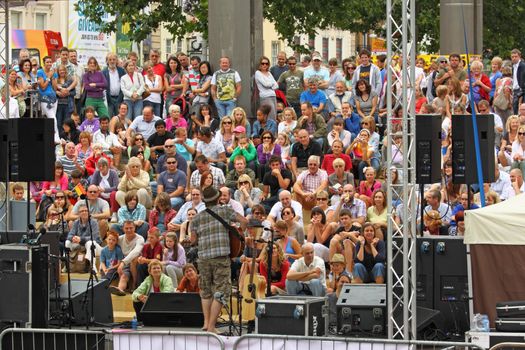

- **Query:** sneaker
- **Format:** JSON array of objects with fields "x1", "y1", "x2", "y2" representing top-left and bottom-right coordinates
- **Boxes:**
[
  {"x1": 109, "y1": 286, "x2": 126, "y2": 296},
  {"x1": 111, "y1": 213, "x2": 118, "y2": 223}
]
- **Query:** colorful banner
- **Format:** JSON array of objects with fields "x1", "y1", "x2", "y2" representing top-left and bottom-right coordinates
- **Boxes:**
[
  {"x1": 68, "y1": 1, "x2": 116, "y2": 66},
  {"x1": 116, "y1": 20, "x2": 133, "y2": 59}
]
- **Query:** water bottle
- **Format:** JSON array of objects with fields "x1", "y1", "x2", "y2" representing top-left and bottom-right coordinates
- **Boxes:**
[
  {"x1": 471, "y1": 313, "x2": 482, "y2": 331},
  {"x1": 131, "y1": 316, "x2": 138, "y2": 330},
  {"x1": 481, "y1": 314, "x2": 490, "y2": 332}
]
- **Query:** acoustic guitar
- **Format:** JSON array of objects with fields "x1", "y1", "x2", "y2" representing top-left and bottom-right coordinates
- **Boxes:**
[{"x1": 241, "y1": 235, "x2": 267, "y2": 322}]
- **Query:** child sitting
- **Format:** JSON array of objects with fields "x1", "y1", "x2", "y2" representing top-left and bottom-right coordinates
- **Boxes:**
[
  {"x1": 136, "y1": 228, "x2": 163, "y2": 286},
  {"x1": 99, "y1": 231, "x2": 124, "y2": 281}
]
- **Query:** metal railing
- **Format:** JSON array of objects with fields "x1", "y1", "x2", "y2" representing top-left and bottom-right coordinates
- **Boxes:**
[
  {"x1": 233, "y1": 334, "x2": 486, "y2": 350},
  {"x1": 490, "y1": 343, "x2": 525, "y2": 350},
  {"x1": 0, "y1": 328, "x2": 106, "y2": 350},
  {"x1": 111, "y1": 330, "x2": 225, "y2": 350}
]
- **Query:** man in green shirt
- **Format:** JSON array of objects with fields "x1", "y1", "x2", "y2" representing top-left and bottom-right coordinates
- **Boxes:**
[{"x1": 278, "y1": 56, "x2": 305, "y2": 116}]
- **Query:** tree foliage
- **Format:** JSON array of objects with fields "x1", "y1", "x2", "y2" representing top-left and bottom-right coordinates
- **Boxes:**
[{"x1": 76, "y1": 0, "x2": 523, "y2": 57}]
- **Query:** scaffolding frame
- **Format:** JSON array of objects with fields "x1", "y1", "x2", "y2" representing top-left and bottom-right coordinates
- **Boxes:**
[{"x1": 386, "y1": 0, "x2": 418, "y2": 340}]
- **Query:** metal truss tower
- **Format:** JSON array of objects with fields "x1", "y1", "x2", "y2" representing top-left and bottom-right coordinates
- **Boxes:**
[{"x1": 386, "y1": 0, "x2": 418, "y2": 340}]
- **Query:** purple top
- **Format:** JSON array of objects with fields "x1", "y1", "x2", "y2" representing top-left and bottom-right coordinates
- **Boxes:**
[
  {"x1": 257, "y1": 143, "x2": 282, "y2": 165},
  {"x1": 83, "y1": 71, "x2": 108, "y2": 99},
  {"x1": 163, "y1": 244, "x2": 186, "y2": 268}
]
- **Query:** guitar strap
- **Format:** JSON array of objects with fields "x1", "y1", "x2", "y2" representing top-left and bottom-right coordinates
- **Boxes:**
[{"x1": 205, "y1": 208, "x2": 239, "y2": 237}]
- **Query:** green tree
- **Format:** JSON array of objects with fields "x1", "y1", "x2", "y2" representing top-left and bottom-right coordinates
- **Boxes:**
[{"x1": 483, "y1": 0, "x2": 525, "y2": 57}]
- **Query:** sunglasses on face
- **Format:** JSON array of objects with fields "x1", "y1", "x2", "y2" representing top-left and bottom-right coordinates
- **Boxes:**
[
  {"x1": 135, "y1": 138, "x2": 143, "y2": 141},
  {"x1": 164, "y1": 145, "x2": 174, "y2": 148},
  {"x1": 55, "y1": 196, "x2": 65, "y2": 199},
  {"x1": 316, "y1": 197, "x2": 327, "y2": 201},
  {"x1": 519, "y1": 132, "x2": 525, "y2": 136},
  {"x1": 166, "y1": 161, "x2": 176, "y2": 164},
  {"x1": 223, "y1": 121, "x2": 232, "y2": 124},
  {"x1": 239, "y1": 181, "x2": 249, "y2": 185},
  {"x1": 260, "y1": 62, "x2": 269, "y2": 65},
  {"x1": 262, "y1": 136, "x2": 272, "y2": 140}
]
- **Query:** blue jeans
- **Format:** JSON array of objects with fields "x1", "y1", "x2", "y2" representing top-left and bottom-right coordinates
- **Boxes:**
[
  {"x1": 124, "y1": 99, "x2": 144, "y2": 121},
  {"x1": 286, "y1": 279, "x2": 326, "y2": 297},
  {"x1": 170, "y1": 196, "x2": 185, "y2": 210},
  {"x1": 353, "y1": 262, "x2": 385, "y2": 283},
  {"x1": 358, "y1": 157, "x2": 380, "y2": 180},
  {"x1": 215, "y1": 99, "x2": 236, "y2": 119}
]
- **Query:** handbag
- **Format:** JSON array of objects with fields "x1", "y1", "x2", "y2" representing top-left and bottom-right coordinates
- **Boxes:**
[
  {"x1": 493, "y1": 91, "x2": 509, "y2": 110},
  {"x1": 205, "y1": 208, "x2": 245, "y2": 258},
  {"x1": 140, "y1": 74, "x2": 151, "y2": 99}
]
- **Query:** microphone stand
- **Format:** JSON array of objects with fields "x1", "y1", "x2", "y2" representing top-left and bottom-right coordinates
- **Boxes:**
[
  {"x1": 265, "y1": 227, "x2": 275, "y2": 297},
  {"x1": 82, "y1": 195, "x2": 98, "y2": 329},
  {"x1": 59, "y1": 209, "x2": 74, "y2": 329}
]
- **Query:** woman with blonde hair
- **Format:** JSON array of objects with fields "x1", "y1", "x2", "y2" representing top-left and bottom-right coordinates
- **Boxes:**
[
  {"x1": 214, "y1": 115, "x2": 235, "y2": 156},
  {"x1": 510, "y1": 125, "x2": 525, "y2": 175},
  {"x1": 445, "y1": 77, "x2": 467, "y2": 119},
  {"x1": 234, "y1": 174, "x2": 262, "y2": 215},
  {"x1": 258, "y1": 243, "x2": 289, "y2": 295},
  {"x1": 499, "y1": 115, "x2": 520, "y2": 167},
  {"x1": 231, "y1": 107, "x2": 251, "y2": 137},
  {"x1": 278, "y1": 107, "x2": 297, "y2": 142},
  {"x1": 142, "y1": 60, "x2": 164, "y2": 117},
  {"x1": 116, "y1": 156, "x2": 152, "y2": 209}
]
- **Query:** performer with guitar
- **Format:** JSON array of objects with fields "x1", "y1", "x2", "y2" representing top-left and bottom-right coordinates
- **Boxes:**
[{"x1": 190, "y1": 187, "x2": 248, "y2": 333}]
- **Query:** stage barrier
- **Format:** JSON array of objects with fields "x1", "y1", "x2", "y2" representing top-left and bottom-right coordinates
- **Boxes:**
[
  {"x1": 490, "y1": 343, "x2": 525, "y2": 350},
  {"x1": 112, "y1": 330, "x2": 226, "y2": 350},
  {"x1": 233, "y1": 334, "x2": 486, "y2": 350},
  {"x1": 0, "y1": 328, "x2": 106, "y2": 350}
]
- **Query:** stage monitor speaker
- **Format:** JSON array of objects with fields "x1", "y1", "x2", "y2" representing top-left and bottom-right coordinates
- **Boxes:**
[
  {"x1": 50, "y1": 278, "x2": 113, "y2": 325},
  {"x1": 336, "y1": 284, "x2": 386, "y2": 335},
  {"x1": 416, "y1": 115, "x2": 442, "y2": 184},
  {"x1": 0, "y1": 120, "x2": 7, "y2": 182},
  {"x1": 417, "y1": 307, "x2": 444, "y2": 340},
  {"x1": 140, "y1": 292, "x2": 204, "y2": 327},
  {"x1": 452, "y1": 114, "x2": 495, "y2": 184},
  {"x1": 433, "y1": 237, "x2": 469, "y2": 334},
  {"x1": 0, "y1": 244, "x2": 49, "y2": 328},
  {"x1": 8, "y1": 118, "x2": 55, "y2": 181}
]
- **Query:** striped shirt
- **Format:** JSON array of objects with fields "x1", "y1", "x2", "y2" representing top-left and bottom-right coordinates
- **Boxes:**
[
  {"x1": 189, "y1": 166, "x2": 225, "y2": 190},
  {"x1": 58, "y1": 155, "x2": 84, "y2": 176},
  {"x1": 297, "y1": 168, "x2": 328, "y2": 193}
]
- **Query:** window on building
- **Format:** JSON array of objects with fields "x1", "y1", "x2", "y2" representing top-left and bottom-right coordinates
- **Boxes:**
[
  {"x1": 11, "y1": 11, "x2": 21, "y2": 29},
  {"x1": 322, "y1": 37, "x2": 329, "y2": 61},
  {"x1": 271, "y1": 41, "x2": 280, "y2": 66},
  {"x1": 308, "y1": 36, "x2": 315, "y2": 52},
  {"x1": 166, "y1": 39, "x2": 172, "y2": 57},
  {"x1": 35, "y1": 13, "x2": 46, "y2": 30},
  {"x1": 336, "y1": 38, "x2": 343, "y2": 61},
  {"x1": 176, "y1": 38, "x2": 183, "y2": 53}
]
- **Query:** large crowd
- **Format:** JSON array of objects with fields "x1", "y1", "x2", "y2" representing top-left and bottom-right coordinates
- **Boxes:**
[{"x1": 3, "y1": 45, "x2": 525, "y2": 332}]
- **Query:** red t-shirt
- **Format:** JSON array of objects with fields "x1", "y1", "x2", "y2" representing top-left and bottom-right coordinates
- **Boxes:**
[{"x1": 141, "y1": 242, "x2": 163, "y2": 260}]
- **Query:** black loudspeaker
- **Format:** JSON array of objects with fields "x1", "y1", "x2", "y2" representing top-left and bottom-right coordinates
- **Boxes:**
[
  {"x1": 50, "y1": 279, "x2": 113, "y2": 325},
  {"x1": 140, "y1": 292, "x2": 204, "y2": 327},
  {"x1": 0, "y1": 120, "x2": 7, "y2": 181},
  {"x1": 0, "y1": 244, "x2": 49, "y2": 328},
  {"x1": 416, "y1": 115, "x2": 442, "y2": 184},
  {"x1": 8, "y1": 118, "x2": 55, "y2": 181},
  {"x1": 452, "y1": 114, "x2": 495, "y2": 184},
  {"x1": 417, "y1": 307, "x2": 445, "y2": 340}
]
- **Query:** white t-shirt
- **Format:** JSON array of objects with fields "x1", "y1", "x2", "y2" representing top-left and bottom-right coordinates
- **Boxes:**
[
  {"x1": 269, "y1": 200, "x2": 303, "y2": 225},
  {"x1": 289, "y1": 255, "x2": 327, "y2": 287}
]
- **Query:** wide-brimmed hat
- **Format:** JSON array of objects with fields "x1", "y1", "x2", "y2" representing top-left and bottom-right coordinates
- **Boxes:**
[{"x1": 202, "y1": 187, "x2": 220, "y2": 203}]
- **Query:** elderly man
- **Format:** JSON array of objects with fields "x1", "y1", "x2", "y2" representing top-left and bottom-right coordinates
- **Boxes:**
[
  {"x1": 59, "y1": 142, "x2": 85, "y2": 176},
  {"x1": 296, "y1": 102, "x2": 328, "y2": 148},
  {"x1": 424, "y1": 189, "x2": 452, "y2": 226},
  {"x1": 293, "y1": 155, "x2": 328, "y2": 210},
  {"x1": 491, "y1": 166, "x2": 512, "y2": 200},
  {"x1": 102, "y1": 52, "x2": 126, "y2": 117},
  {"x1": 157, "y1": 155, "x2": 187, "y2": 209},
  {"x1": 219, "y1": 186, "x2": 244, "y2": 215},
  {"x1": 286, "y1": 242, "x2": 326, "y2": 297},
  {"x1": 126, "y1": 105, "x2": 161, "y2": 140},
  {"x1": 268, "y1": 190, "x2": 303, "y2": 226},
  {"x1": 71, "y1": 185, "x2": 111, "y2": 240},
  {"x1": 189, "y1": 154, "x2": 226, "y2": 190},
  {"x1": 290, "y1": 128, "x2": 323, "y2": 179},
  {"x1": 110, "y1": 220, "x2": 145, "y2": 295},
  {"x1": 502, "y1": 168, "x2": 525, "y2": 199},
  {"x1": 149, "y1": 49, "x2": 166, "y2": 77},
  {"x1": 92, "y1": 116, "x2": 125, "y2": 167}
]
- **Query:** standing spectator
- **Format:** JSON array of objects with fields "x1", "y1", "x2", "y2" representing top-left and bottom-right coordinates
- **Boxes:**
[
  {"x1": 103, "y1": 52, "x2": 126, "y2": 118},
  {"x1": 55, "y1": 65, "x2": 76, "y2": 131},
  {"x1": 121, "y1": 61, "x2": 146, "y2": 120},
  {"x1": 255, "y1": 56, "x2": 279, "y2": 120},
  {"x1": 187, "y1": 56, "x2": 202, "y2": 99},
  {"x1": 37, "y1": 56, "x2": 58, "y2": 136},
  {"x1": 69, "y1": 49, "x2": 85, "y2": 114},
  {"x1": 149, "y1": 49, "x2": 167, "y2": 77},
  {"x1": 434, "y1": 53, "x2": 467, "y2": 87},
  {"x1": 142, "y1": 61, "x2": 164, "y2": 118},
  {"x1": 326, "y1": 58, "x2": 344, "y2": 98},
  {"x1": 189, "y1": 61, "x2": 212, "y2": 116},
  {"x1": 303, "y1": 53, "x2": 329, "y2": 94},
  {"x1": 164, "y1": 56, "x2": 186, "y2": 116},
  {"x1": 511, "y1": 49, "x2": 525, "y2": 114},
  {"x1": 270, "y1": 51, "x2": 288, "y2": 81},
  {"x1": 278, "y1": 56, "x2": 304, "y2": 116},
  {"x1": 468, "y1": 60, "x2": 491, "y2": 105},
  {"x1": 211, "y1": 56, "x2": 242, "y2": 118},
  {"x1": 351, "y1": 49, "x2": 382, "y2": 97},
  {"x1": 489, "y1": 56, "x2": 503, "y2": 101},
  {"x1": 82, "y1": 57, "x2": 109, "y2": 118}
]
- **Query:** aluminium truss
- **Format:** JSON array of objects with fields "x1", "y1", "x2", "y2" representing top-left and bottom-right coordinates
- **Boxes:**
[{"x1": 386, "y1": 0, "x2": 417, "y2": 340}]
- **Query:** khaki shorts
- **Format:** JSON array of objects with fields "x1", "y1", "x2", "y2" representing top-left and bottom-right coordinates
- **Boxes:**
[{"x1": 198, "y1": 256, "x2": 231, "y2": 299}]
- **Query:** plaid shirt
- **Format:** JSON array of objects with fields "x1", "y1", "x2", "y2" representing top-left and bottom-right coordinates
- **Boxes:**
[
  {"x1": 190, "y1": 204, "x2": 238, "y2": 259},
  {"x1": 117, "y1": 203, "x2": 147, "y2": 225},
  {"x1": 297, "y1": 168, "x2": 328, "y2": 193},
  {"x1": 342, "y1": 198, "x2": 367, "y2": 219},
  {"x1": 190, "y1": 166, "x2": 225, "y2": 190}
]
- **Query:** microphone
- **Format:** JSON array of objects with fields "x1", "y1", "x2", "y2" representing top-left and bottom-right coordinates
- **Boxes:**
[
  {"x1": 213, "y1": 291, "x2": 227, "y2": 306},
  {"x1": 263, "y1": 227, "x2": 274, "y2": 231},
  {"x1": 80, "y1": 194, "x2": 87, "y2": 200},
  {"x1": 28, "y1": 227, "x2": 46, "y2": 245}
]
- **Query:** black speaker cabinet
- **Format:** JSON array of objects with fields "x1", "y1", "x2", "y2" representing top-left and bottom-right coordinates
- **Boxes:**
[
  {"x1": 0, "y1": 120, "x2": 7, "y2": 182},
  {"x1": 452, "y1": 114, "x2": 495, "y2": 184},
  {"x1": 50, "y1": 278, "x2": 113, "y2": 325},
  {"x1": 416, "y1": 115, "x2": 442, "y2": 184},
  {"x1": 0, "y1": 244, "x2": 49, "y2": 328},
  {"x1": 8, "y1": 118, "x2": 55, "y2": 181},
  {"x1": 140, "y1": 292, "x2": 204, "y2": 327}
]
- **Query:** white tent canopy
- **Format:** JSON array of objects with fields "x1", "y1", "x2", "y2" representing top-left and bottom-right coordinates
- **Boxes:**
[{"x1": 464, "y1": 193, "x2": 525, "y2": 245}]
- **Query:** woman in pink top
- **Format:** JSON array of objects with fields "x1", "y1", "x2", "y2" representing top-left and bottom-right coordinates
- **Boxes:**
[
  {"x1": 165, "y1": 104, "x2": 188, "y2": 132},
  {"x1": 41, "y1": 161, "x2": 69, "y2": 198},
  {"x1": 357, "y1": 166, "x2": 382, "y2": 207}
]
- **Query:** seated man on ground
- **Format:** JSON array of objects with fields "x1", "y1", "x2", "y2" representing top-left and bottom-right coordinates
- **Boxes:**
[
  {"x1": 293, "y1": 155, "x2": 328, "y2": 210},
  {"x1": 286, "y1": 242, "x2": 326, "y2": 297}
]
